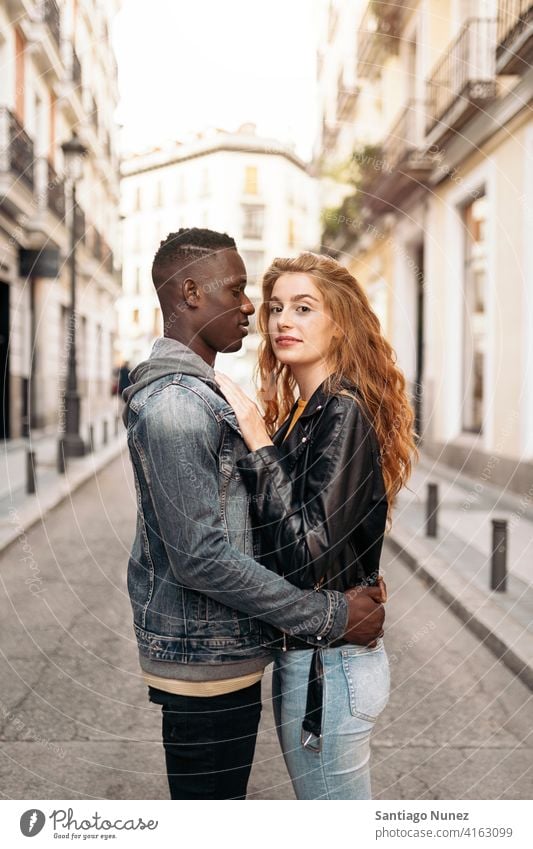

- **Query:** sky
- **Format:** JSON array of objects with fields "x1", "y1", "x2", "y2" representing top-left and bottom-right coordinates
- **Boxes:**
[{"x1": 113, "y1": 0, "x2": 320, "y2": 161}]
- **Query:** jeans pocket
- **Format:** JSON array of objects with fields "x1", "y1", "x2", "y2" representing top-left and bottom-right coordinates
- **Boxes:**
[{"x1": 341, "y1": 641, "x2": 390, "y2": 722}]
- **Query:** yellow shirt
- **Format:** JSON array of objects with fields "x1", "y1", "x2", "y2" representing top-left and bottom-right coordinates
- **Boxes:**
[{"x1": 283, "y1": 398, "x2": 307, "y2": 441}]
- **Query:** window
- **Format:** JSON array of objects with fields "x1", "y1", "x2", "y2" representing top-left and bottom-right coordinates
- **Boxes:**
[
  {"x1": 244, "y1": 166, "x2": 258, "y2": 195},
  {"x1": 288, "y1": 218, "x2": 295, "y2": 248},
  {"x1": 242, "y1": 205, "x2": 264, "y2": 239},
  {"x1": 242, "y1": 251, "x2": 264, "y2": 283},
  {"x1": 132, "y1": 308, "x2": 139, "y2": 325},
  {"x1": 462, "y1": 194, "x2": 487, "y2": 434}
]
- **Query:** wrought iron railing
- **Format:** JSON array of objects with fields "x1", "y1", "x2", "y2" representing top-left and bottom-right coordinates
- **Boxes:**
[
  {"x1": 47, "y1": 161, "x2": 65, "y2": 218},
  {"x1": 337, "y1": 70, "x2": 359, "y2": 120},
  {"x1": 426, "y1": 18, "x2": 497, "y2": 132},
  {"x1": 0, "y1": 107, "x2": 35, "y2": 190},
  {"x1": 71, "y1": 46, "x2": 82, "y2": 87},
  {"x1": 101, "y1": 238, "x2": 114, "y2": 274},
  {"x1": 497, "y1": 0, "x2": 533, "y2": 48},
  {"x1": 381, "y1": 100, "x2": 427, "y2": 172},
  {"x1": 43, "y1": 0, "x2": 60, "y2": 49},
  {"x1": 358, "y1": 2, "x2": 402, "y2": 77},
  {"x1": 73, "y1": 201, "x2": 86, "y2": 244}
]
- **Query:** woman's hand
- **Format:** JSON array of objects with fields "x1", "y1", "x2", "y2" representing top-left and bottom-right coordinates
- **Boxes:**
[{"x1": 214, "y1": 371, "x2": 274, "y2": 452}]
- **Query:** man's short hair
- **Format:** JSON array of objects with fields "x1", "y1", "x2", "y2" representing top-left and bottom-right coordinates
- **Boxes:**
[{"x1": 152, "y1": 228, "x2": 237, "y2": 291}]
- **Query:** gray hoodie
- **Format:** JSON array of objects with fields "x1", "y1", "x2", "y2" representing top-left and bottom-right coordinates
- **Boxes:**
[{"x1": 122, "y1": 336, "x2": 217, "y2": 425}]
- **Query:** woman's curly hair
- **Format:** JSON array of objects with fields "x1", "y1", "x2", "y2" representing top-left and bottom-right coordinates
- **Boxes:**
[{"x1": 254, "y1": 251, "x2": 418, "y2": 527}]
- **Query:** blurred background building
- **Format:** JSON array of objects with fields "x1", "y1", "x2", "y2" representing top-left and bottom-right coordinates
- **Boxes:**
[
  {"x1": 118, "y1": 123, "x2": 320, "y2": 385},
  {"x1": 2, "y1": 0, "x2": 532, "y2": 502},
  {"x1": 0, "y1": 0, "x2": 121, "y2": 443},
  {"x1": 317, "y1": 0, "x2": 533, "y2": 499}
]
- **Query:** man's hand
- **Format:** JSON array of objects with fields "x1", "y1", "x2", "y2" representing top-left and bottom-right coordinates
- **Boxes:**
[{"x1": 342, "y1": 577, "x2": 387, "y2": 647}]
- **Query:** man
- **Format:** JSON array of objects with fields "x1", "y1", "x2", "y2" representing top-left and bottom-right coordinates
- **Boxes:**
[{"x1": 123, "y1": 228, "x2": 385, "y2": 800}]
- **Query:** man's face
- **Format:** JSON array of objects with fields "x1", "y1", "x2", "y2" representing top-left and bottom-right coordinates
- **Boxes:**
[{"x1": 194, "y1": 249, "x2": 255, "y2": 354}]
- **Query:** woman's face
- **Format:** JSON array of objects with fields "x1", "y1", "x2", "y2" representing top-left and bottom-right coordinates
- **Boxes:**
[{"x1": 267, "y1": 273, "x2": 337, "y2": 368}]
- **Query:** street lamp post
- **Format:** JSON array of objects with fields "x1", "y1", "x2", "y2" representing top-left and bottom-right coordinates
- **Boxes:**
[{"x1": 61, "y1": 131, "x2": 87, "y2": 458}]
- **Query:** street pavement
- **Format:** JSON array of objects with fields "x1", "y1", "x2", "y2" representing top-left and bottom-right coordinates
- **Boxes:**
[{"x1": 0, "y1": 452, "x2": 531, "y2": 800}]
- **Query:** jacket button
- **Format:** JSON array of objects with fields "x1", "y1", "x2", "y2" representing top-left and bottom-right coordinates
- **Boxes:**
[{"x1": 317, "y1": 405, "x2": 322, "y2": 410}]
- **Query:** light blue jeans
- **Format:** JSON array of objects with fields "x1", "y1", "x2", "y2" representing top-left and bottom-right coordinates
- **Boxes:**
[{"x1": 272, "y1": 639, "x2": 390, "y2": 799}]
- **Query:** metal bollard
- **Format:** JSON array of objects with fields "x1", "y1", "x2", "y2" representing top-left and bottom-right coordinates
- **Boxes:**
[
  {"x1": 426, "y1": 483, "x2": 438, "y2": 537},
  {"x1": 57, "y1": 440, "x2": 66, "y2": 475},
  {"x1": 26, "y1": 450, "x2": 36, "y2": 494},
  {"x1": 102, "y1": 419, "x2": 108, "y2": 446},
  {"x1": 88, "y1": 424, "x2": 95, "y2": 453},
  {"x1": 491, "y1": 519, "x2": 507, "y2": 592}
]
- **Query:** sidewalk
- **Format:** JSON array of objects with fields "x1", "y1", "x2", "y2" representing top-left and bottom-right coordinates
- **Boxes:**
[
  {"x1": 0, "y1": 426, "x2": 126, "y2": 555},
  {"x1": 387, "y1": 453, "x2": 533, "y2": 690}
]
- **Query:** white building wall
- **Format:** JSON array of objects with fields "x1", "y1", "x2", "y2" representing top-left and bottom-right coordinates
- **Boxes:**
[
  {"x1": 119, "y1": 130, "x2": 320, "y2": 365},
  {"x1": 0, "y1": 0, "x2": 121, "y2": 439}
]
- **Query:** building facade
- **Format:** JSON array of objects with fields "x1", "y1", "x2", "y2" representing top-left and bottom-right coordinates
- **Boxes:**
[
  {"x1": 0, "y1": 0, "x2": 121, "y2": 442},
  {"x1": 119, "y1": 124, "x2": 320, "y2": 370},
  {"x1": 317, "y1": 0, "x2": 533, "y2": 497}
]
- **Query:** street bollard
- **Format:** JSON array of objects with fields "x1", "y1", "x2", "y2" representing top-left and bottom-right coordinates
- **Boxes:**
[
  {"x1": 26, "y1": 450, "x2": 36, "y2": 494},
  {"x1": 88, "y1": 424, "x2": 95, "y2": 453},
  {"x1": 57, "y1": 440, "x2": 66, "y2": 475},
  {"x1": 426, "y1": 483, "x2": 438, "y2": 537},
  {"x1": 102, "y1": 419, "x2": 108, "y2": 446},
  {"x1": 491, "y1": 519, "x2": 508, "y2": 592}
]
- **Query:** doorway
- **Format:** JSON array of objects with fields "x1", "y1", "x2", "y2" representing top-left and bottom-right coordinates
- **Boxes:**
[{"x1": 0, "y1": 281, "x2": 10, "y2": 439}]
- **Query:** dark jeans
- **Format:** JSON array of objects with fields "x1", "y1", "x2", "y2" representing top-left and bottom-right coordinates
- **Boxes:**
[{"x1": 148, "y1": 681, "x2": 262, "y2": 800}]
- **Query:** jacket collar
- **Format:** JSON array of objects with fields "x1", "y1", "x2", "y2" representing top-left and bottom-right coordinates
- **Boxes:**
[
  {"x1": 296, "y1": 374, "x2": 359, "y2": 419},
  {"x1": 272, "y1": 375, "x2": 358, "y2": 448}
]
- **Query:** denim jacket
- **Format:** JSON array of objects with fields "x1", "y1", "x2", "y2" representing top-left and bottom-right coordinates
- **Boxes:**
[{"x1": 123, "y1": 338, "x2": 348, "y2": 681}]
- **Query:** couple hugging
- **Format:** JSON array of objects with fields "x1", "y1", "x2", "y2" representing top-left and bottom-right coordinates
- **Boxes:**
[{"x1": 123, "y1": 227, "x2": 416, "y2": 800}]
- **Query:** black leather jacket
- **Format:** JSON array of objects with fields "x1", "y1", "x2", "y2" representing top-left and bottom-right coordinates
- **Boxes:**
[{"x1": 236, "y1": 376, "x2": 388, "y2": 597}]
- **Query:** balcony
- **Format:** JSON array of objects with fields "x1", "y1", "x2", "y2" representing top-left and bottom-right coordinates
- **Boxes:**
[
  {"x1": 337, "y1": 71, "x2": 360, "y2": 121},
  {"x1": 74, "y1": 202, "x2": 86, "y2": 245},
  {"x1": 426, "y1": 19, "x2": 498, "y2": 143},
  {"x1": 58, "y1": 44, "x2": 84, "y2": 124},
  {"x1": 23, "y1": 0, "x2": 62, "y2": 76},
  {"x1": 86, "y1": 223, "x2": 102, "y2": 260},
  {"x1": 0, "y1": 107, "x2": 35, "y2": 216},
  {"x1": 496, "y1": 1, "x2": 533, "y2": 73},
  {"x1": 64, "y1": 44, "x2": 82, "y2": 88},
  {"x1": 32, "y1": 156, "x2": 65, "y2": 229},
  {"x1": 101, "y1": 237, "x2": 114, "y2": 274},
  {"x1": 362, "y1": 100, "x2": 436, "y2": 215},
  {"x1": 43, "y1": 0, "x2": 60, "y2": 49},
  {"x1": 322, "y1": 119, "x2": 340, "y2": 153},
  {"x1": 357, "y1": 1, "x2": 405, "y2": 79},
  {"x1": 46, "y1": 161, "x2": 65, "y2": 219}
]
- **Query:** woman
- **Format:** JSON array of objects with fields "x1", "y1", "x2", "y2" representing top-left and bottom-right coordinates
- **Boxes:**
[{"x1": 215, "y1": 252, "x2": 417, "y2": 800}]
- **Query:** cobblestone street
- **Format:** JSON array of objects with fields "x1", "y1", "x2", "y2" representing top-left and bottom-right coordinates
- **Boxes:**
[{"x1": 0, "y1": 453, "x2": 531, "y2": 800}]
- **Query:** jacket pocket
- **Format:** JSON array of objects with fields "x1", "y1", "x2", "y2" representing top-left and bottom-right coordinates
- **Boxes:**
[{"x1": 341, "y1": 639, "x2": 390, "y2": 721}]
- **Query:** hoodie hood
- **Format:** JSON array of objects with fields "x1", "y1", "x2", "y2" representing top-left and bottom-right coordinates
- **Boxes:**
[{"x1": 122, "y1": 337, "x2": 216, "y2": 424}]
